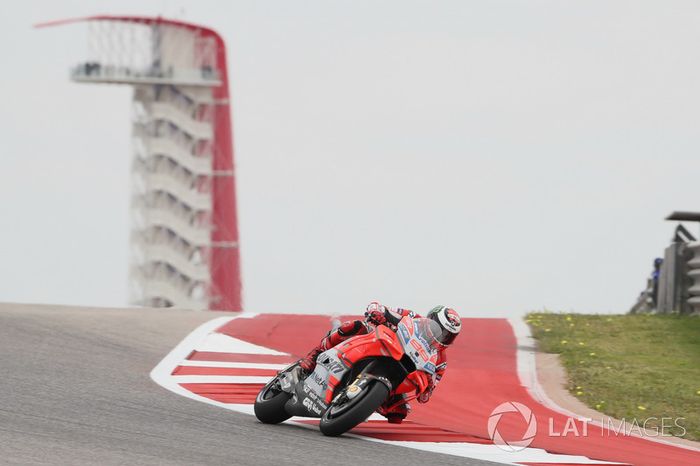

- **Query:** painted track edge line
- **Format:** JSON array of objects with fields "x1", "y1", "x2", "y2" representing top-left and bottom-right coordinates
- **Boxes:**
[
  {"x1": 178, "y1": 360, "x2": 288, "y2": 370},
  {"x1": 150, "y1": 315, "x2": 514, "y2": 465},
  {"x1": 150, "y1": 315, "x2": 617, "y2": 465},
  {"x1": 151, "y1": 315, "x2": 629, "y2": 465},
  {"x1": 507, "y1": 317, "x2": 700, "y2": 454},
  {"x1": 147, "y1": 317, "x2": 360, "y2": 440},
  {"x1": 150, "y1": 314, "x2": 244, "y2": 406}
]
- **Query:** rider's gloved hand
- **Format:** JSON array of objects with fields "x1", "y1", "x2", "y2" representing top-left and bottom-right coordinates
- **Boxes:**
[
  {"x1": 364, "y1": 302, "x2": 387, "y2": 326},
  {"x1": 418, "y1": 375, "x2": 437, "y2": 403},
  {"x1": 417, "y1": 385, "x2": 433, "y2": 403}
]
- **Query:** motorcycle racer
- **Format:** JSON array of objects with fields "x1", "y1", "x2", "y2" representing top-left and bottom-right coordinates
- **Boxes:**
[{"x1": 298, "y1": 302, "x2": 462, "y2": 424}]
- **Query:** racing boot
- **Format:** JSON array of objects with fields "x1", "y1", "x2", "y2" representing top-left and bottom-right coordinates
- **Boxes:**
[
  {"x1": 298, "y1": 320, "x2": 367, "y2": 373},
  {"x1": 378, "y1": 394, "x2": 411, "y2": 424}
]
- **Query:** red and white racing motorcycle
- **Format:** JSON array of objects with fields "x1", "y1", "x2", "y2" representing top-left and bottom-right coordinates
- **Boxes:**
[{"x1": 254, "y1": 315, "x2": 442, "y2": 436}]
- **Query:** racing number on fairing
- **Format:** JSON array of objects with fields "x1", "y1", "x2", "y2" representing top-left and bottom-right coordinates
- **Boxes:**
[{"x1": 410, "y1": 339, "x2": 429, "y2": 361}]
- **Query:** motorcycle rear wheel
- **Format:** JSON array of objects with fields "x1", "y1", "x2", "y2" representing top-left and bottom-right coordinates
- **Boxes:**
[
  {"x1": 254, "y1": 378, "x2": 292, "y2": 424},
  {"x1": 319, "y1": 381, "x2": 389, "y2": 436}
]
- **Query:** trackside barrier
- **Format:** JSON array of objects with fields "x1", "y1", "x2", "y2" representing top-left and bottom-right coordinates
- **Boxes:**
[
  {"x1": 656, "y1": 243, "x2": 689, "y2": 314},
  {"x1": 687, "y1": 241, "x2": 700, "y2": 314},
  {"x1": 637, "y1": 217, "x2": 699, "y2": 315}
]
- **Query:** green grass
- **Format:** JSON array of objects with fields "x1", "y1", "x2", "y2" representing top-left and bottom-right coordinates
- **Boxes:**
[{"x1": 526, "y1": 312, "x2": 700, "y2": 441}]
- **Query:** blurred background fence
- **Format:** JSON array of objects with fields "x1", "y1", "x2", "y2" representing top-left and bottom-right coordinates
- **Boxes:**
[{"x1": 630, "y1": 212, "x2": 700, "y2": 315}]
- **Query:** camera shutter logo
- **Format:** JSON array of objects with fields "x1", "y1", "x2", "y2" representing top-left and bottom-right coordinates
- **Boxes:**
[{"x1": 487, "y1": 401, "x2": 537, "y2": 451}]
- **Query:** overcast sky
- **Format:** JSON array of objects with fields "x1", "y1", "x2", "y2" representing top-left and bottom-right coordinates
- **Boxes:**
[{"x1": 1, "y1": 1, "x2": 699, "y2": 317}]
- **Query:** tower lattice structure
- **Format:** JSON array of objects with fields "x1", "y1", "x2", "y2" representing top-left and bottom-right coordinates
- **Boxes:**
[{"x1": 41, "y1": 16, "x2": 242, "y2": 311}]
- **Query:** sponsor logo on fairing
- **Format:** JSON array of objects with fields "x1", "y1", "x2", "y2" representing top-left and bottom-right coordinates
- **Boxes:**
[
  {"x1": 398, "y1": 324, "x2": 411, "y2": 344},
  {"x1": 413, "y1": 322, "x2": 434, "y2": 352},
  {"x1": 302, "y1": 397, "x2": 322, "y2": 415},
  {"x1": 312, "y1": 372, "x2": 326, "y2": 388},
  {"x1": 303, "y1": 383, "x2": 328, "y2": 406},
  {"x1": 323, "y1": 358, "x2": 345, "y2": 374}
]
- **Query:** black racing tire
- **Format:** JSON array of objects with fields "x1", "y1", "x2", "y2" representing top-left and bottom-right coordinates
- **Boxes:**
[
  {"x1": 254, "y1": 379, "x2": 292, "y2": 424},
  {"x1": 319, "y1": 381, "x2": 389, "y2": 437}
]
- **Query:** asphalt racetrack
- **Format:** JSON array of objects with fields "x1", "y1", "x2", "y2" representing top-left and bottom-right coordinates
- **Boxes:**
[{"x1": 0, "y1": 303, "x2": 499, "y2": 466}]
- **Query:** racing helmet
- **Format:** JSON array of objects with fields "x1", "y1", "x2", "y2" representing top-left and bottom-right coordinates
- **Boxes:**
[{"x1": 426, "y1": 305, "x2": 461, "y2": 346}]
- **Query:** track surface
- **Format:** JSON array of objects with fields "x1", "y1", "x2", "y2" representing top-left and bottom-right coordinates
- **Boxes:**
[
  {"x1": 0, "y1": 303, "x2": 498, "y2": 466},
  {"x1": 215, "y1": 314, "x2": 700, "y2": 466}
]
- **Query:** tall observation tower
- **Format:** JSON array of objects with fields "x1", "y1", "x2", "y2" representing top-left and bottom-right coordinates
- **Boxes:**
[{"x1": 39, "y1": 16, "x2": 242, "y2": 311}]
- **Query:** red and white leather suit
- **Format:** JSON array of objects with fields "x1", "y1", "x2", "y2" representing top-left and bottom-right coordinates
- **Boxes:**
[{"x1": 299, "y1": 302, "x2": 448, "y2": 423}]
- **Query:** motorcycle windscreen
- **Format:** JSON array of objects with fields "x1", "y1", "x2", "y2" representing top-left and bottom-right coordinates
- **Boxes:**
[
  {"x1": 416, "y1": 318, "x2": 444, "y2": 350},
  {"x1": 398, "y1": 317, "x2": 440, "y2": 374}
]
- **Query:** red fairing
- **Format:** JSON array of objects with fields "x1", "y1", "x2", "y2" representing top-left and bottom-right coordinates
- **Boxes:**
[
  {"x1": 335, "y1": 328, "x2": 402, "y2": 364},
  {"x1": 402, "y1": 371, "x2": 431, "y2": 395},
  {"x1": 333, "y1": 322, "x2": 432, "y2": 398}
]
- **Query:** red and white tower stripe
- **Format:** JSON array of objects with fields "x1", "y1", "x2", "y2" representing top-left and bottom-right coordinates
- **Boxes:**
[{"x1": 38, "y1": 16, "x2": 242, "y2": 311}]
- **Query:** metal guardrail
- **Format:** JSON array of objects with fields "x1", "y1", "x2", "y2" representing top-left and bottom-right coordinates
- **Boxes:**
[
  {"x1": 629, "y1": 277, "x2": 654, "y2": 314},
  {"x1": 687, "y1": 241, "x2": 700, "y2": 314},
  {"x1": 631, "y1": 213, "x2": 700, "y2": 315},
  {"x1": 656, "y1": 242, "x2": 690, "y2": 314}
]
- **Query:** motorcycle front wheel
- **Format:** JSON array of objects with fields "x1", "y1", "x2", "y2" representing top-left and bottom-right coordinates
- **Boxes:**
[
  {"x1": 254, "y1": 377, "x2": 292, "y2": 424},
  {"x1": 319, "y1": 381, "x2": 389, "y2": 436}
]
